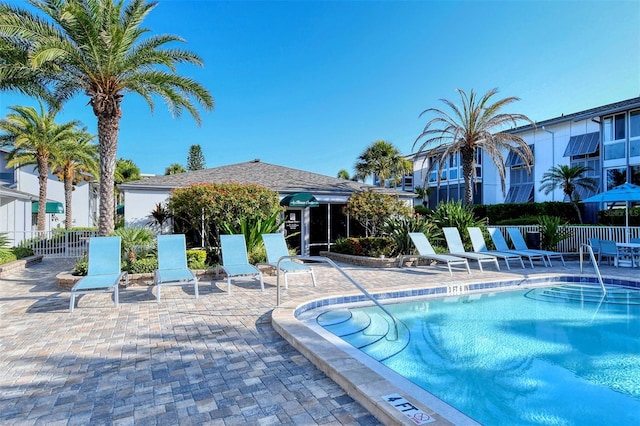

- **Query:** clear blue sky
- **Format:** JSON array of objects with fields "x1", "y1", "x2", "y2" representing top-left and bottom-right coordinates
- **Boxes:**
[{"x1": 2, "y1": 0, "x2": 639, "y2": 178}]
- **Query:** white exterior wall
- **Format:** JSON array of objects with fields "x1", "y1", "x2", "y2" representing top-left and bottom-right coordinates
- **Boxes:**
[
  {"x1": 0, "y1": 196, "x2": 31, "y2": 237},
  {"x1": 123, "y1": 189, "x2": 171, "y2": 229}
]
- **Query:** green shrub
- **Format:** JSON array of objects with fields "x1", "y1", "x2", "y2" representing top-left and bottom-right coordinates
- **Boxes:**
[
  {"x1": 430, "y1": 201, "x2": 486, "y2": 250},
  {"x1": 247, "y1": 243, "x2": 266, "y2": 265},
  {"x1": 0, "y1": 232, "x2": 9, "y2": 248},
  {"x1": 126, "y1": 258, "x2": 158, "y2": 274},
  {"x1": 495, "y1": 216, "x2": 541, "y2": 225},
  {"x1": 0, "y1": 249, "x2": 17, "y2": 265},
  {"x1": 74, "y1": 255, "x2": 88, "y2": 275},
  {"x1": 333, "y1": 237, "x2": 395, "y2": 257},
  {"x1": 537, "y1": 215, "x2": 573, "y2": 251},
  {"x1": 187, "y1": 249, "x2": 208, "y2": 269},
  {"x1": 383, "y1": 215, "x2": 441, "y2": 256},
  {"x1": 12, "y1": 247, "x2": 34, "y2": 259}
]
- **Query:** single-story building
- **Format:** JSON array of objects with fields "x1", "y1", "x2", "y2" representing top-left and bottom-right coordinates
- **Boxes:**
[{"x1": 118, "y1": 159, "x2": 414, "y2": 255}]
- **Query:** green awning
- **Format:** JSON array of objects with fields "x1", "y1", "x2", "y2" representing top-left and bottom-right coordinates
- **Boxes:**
[
  {"x1": 32, "y1": 201, "x2": 64, "y2": 214},
  {"x1": 280, "y1": 192, "x2": 319, "y2": 207}
]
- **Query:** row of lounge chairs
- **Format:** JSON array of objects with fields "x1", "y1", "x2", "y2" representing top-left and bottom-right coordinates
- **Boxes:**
[
  {"x1": 70, "y1": 233, "x2": 314, "y2": 312},
  {"x1": 70, "y1": 227, "x2": 565, "y2": 312},
  {"x1": 398, "y1": 227, "x2": 565, "y2": 275}
]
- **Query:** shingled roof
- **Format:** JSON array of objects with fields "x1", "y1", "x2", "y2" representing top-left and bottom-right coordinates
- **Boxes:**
[{"x1": 118, "y1": 159, "x2": 409, "y2": 197}]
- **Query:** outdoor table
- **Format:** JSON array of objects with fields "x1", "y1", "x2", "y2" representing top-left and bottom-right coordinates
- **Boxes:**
[{"x1": 616, "y1": 242, "x2": 640, "y2": 267}]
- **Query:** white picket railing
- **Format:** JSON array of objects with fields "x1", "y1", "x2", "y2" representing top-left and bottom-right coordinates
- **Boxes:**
[
  {"x1": 4, "y1": 230, "x2": 98, "y2": 258},
  {"x1": 492, "y1": 225, "x2": 640, "y2": 254}
]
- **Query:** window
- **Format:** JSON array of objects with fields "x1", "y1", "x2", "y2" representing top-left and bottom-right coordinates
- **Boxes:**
[
  {"x1": 630, "y1": 110, "x2": 640, "y2": 157},
  {"x1": 603, "y1": 114, "x2": 626, "y2": 160},
  {"x1": 606, "y1": 167, "x2": 627, "y2": 190}
]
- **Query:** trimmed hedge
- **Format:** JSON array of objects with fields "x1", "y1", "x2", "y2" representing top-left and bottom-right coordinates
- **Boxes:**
[{"x1": 473, "y1": 201, "x2": 580, "y2": 225}]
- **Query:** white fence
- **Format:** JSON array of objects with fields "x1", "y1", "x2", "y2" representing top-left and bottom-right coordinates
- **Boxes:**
[
  {"x1": 5, "y1": 230, "x2": 98, "y2": 258},
  {"x1": 3, "y1": 226, "x2": 638, "y2": 258},
  {"x1": 492, "y1": 225, "x2": 640, "y2": 254}
]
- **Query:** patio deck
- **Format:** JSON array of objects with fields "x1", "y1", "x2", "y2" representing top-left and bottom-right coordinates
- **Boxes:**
[{"x1": 0, "y1": 257, "x2": 631, "y2": 425}]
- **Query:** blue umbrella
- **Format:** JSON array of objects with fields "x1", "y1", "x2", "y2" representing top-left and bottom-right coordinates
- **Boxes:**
[{"x1": 582, "y1": 182, "x2": 640, "y2": 242}]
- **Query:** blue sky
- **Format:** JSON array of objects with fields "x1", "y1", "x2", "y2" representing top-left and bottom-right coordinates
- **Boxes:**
[{"x1": 2, "y1": 0, "x2": 639, "y2": 178}]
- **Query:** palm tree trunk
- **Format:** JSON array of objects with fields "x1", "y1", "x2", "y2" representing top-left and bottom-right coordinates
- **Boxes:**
[
  {"x1": 461, "y1": 149, "x2": 475, "y2": 205},
  {"x1": 97, "y1": 114, "x2": 120, "y2": 236},
  {"x1": 64, "y1": 176, "x2": 73, "y2": 230},
  {"x1": 36, "y1": 155, "x2": 48, "y2": 232}
]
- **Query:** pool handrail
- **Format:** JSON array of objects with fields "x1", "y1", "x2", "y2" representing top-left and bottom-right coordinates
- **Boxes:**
[
  {"x1": 579, "y1": 243, "x2": 607, "y2": 297},
  {"x1": 275, "y1": 255, "x2": 402, "y2": 340}
]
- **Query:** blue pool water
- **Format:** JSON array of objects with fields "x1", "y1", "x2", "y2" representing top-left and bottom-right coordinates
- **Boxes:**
[{"x1": 316, "y1": 284, "x2": 640, "y2": 425}]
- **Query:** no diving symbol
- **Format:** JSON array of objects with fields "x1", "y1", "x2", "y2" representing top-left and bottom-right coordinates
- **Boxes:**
[{"x1": 411, "y1": 412, "x2": 433, "y2": 424}]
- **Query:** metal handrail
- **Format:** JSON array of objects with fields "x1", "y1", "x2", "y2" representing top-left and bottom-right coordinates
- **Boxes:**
[
  {"x1": 579, "y1": 243, "x2": 607, "y2": 297},
  {"x1": 275, "y1": 255, "x2": 400, "y2": 340}
]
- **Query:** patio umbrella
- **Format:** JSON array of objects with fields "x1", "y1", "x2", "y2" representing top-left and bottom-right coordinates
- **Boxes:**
[{"x1": 582, "y1": 182, "x2": 640, "y2": 242}]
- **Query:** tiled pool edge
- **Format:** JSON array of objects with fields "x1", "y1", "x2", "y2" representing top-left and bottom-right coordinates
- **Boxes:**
[{"x1": 271, "y1": 274, "x2": 639, "y2": 426}]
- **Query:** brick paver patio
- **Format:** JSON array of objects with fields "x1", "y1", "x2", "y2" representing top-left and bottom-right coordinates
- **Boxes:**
[{"x1": 0, "y1": 256, "x2": 631, "y2": 425}]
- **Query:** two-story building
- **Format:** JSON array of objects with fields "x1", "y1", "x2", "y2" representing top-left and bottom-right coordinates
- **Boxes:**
[{"x1": 409, "y1": 96, "x2": 640, "y2": 222}]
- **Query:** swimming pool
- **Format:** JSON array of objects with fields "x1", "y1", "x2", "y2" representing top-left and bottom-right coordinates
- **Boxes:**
[{"x1": 295, "y1": 277, "x2": 640, "y2": 425}]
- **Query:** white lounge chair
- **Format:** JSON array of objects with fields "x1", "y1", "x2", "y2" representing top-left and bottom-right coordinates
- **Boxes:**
[
  {"x1": 69, "y1": 236, "x2": 128, "y2": 312},
  {"x1": 398, "y1": 232, "x2": 471, "y2": 275},
  {"x1": 261, "y1": 233, "x2": 316, "y2": 288},
  {"x1": 154, "y1": 234, "x2": 199, "y2": 302},
  {"x1": 467, "y1": 227, "x2": 525, "y2": 270},
  {"x1": 219, "y1": 234, "x2": 264, "y2": 294},
  {"x1": 442, "y1": 227, "x2": 500, "y2": 272},
  {"x1": 488, "y1": 227, "x2": 547, "y2": 267},
  {"x1": 506, "y1": 228, "x2": 566, "y2": 266}
]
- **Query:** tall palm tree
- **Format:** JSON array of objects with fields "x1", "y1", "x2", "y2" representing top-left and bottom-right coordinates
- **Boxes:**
[
  {"x1": 51, "y1": 128, "x2": 99, "y2": 229},
  {"x1": 0, "y1": 0, "x2": 214, "y2": 235},
  {"x1": 0, "y1": 103, "x2": 77, "y2": 231},
  {"x1": 539, "y1": 164, "x2": 598, "y2": 224},
  {"x1": 354, "y1": 140, "x2": 413, "y2": 187},
  {"x1": 414, "y1": 88, "x2": 534, "y2": 205}
]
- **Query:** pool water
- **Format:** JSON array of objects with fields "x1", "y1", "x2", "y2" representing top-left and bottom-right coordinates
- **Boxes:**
[{"x1": 319, "y1": 285, "x2": 640, "y2": 425}]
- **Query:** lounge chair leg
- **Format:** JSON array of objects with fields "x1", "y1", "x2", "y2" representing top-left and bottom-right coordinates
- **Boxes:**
[
  {"x1": 69, "y1": 293, "x2": 75, "y2": 312},
  {"x1": 194, "y1": 280, "x2": 199, "y2": 298},
  {"x1": 227, "y1": 277, "x2": 232, "y2": 295},
  {"x1": 114, "y1": 286, "x2": 119, "y2": 308}
]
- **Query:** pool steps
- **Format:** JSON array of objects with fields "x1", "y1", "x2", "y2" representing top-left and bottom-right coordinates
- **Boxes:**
[
  {"x1": 526, "y1": 284, "x2": 640, "y2": 305},
  {"x1": 317, "y1": 309, "x2": 410, "y2": 361}
]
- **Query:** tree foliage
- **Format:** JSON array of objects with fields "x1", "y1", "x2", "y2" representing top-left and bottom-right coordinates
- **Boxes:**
[
  {"x1": 167, "y1": 183, "x2": 282, "y2": 246},
  {"x1": 539, "y1": 164, "x2": 597, "y2": 224},
  {"x1": 354, "y1": 140, "x2": 412, "y2": 187},
  {"x1": 414, "y1": 88, "x2": 533, "y2": 205},
  {"x1": 165, "y1": 163, "x2": 186, "y2": 175},
  {"x1": 344, "y1": 190, "x2": 412, "y2": 237},
  {"x1": 0, "y1": 0, "x2": 214, "y2": 235},
  {"x1": 187, "y1": 144, "x2": 206, "y2": 171},
  {"x1": 0, "y1": 102, "x2": 78, "y2": 230}
]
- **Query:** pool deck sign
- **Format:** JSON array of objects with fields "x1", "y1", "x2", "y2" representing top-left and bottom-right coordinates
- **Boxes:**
[{"x1": 383, "y1": 394, "x2": 435, "y2": 424}]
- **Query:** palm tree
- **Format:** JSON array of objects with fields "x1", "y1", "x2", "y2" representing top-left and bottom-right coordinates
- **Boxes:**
[
  {"x1": 0, "y1": 0, "x2": 214, "y2": 235},
  {"x1": 539, "y1": 164, "x2": 598, "y2": 224},
  {"x1": 414, "y1": 88, "x2": 534, "y2": 205},
  {"x1": 0, "y1": 102, "x2": 77, "y2": 231},
  {"x1": 337, "y1": 169, "x2": 350, "y2": 180},
  {"x1": 51, "y1": 128, "x2": 99, "y2": 229},
  {"x1": 165, "y1": 163, "x2": 186, "y2": 175},
  {"x1": 354, "y1": 140, "x2": 413, "y2": 187}
]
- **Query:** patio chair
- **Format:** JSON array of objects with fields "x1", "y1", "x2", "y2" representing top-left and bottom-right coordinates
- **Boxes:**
[
  {"x1": 588, "y1": 238, "x2": 601, "y2": 261},
  {"x1": 154, "y1": 234, "x2": 199, "y2": 302},
  {"x1": 467, "y1": 227, "x2": 525, "y2": 270},
  {"x1": 442, "y1": 227, "x2": 500, "y2": 272},
  {"x1": 220, "y1": 234, "x2": 264, "y2": 294},
  {"x1": 598, "y1": 240, "x2": 623, "y2": 266},
  {"x1": 398, "y1": 232, "x2": 471, "y2": 275},
  {"x1": 506, "y1": 228, "x2": 566, "y2": 266},
  {"x1": 260, "y1": 233, "x2": 316, "y2": 289},
  {"x1": 69, "y1": 236, "x2": 128, "y2": 312},
  {"x1": 487, "y1": 227, "x2": 547, "y2": 268}
]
